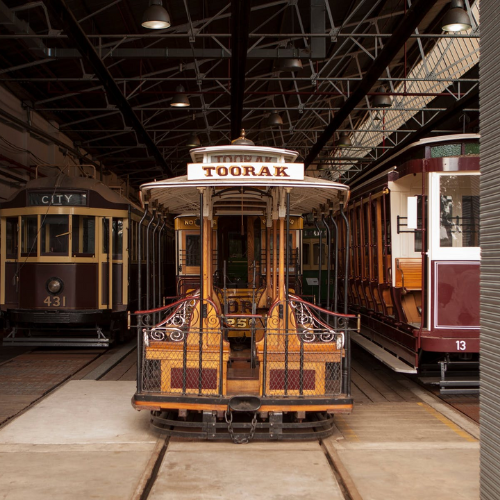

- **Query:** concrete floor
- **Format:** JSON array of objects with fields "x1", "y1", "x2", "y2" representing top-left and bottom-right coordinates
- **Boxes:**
[{"x1": 0, "y1": 380, "x2": 480, "y2": 500}]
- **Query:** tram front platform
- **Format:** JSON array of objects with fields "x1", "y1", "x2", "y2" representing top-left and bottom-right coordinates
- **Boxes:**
[{"x1": 0, "y1": 378, "x2": 479, "y2": 499}]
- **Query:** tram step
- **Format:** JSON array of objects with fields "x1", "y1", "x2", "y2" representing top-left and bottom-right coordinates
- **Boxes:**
[
  {"x1": 226, "y1": 374, "x2": 260, "y2": 395},
  {"x1": 227, "y1": 367, "x2": 260, "y2": 380}
]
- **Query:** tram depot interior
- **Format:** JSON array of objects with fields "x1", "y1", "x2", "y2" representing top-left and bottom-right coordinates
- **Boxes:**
[{"x1": 1, "y1": 0, "x2": 499, "y2": 498}]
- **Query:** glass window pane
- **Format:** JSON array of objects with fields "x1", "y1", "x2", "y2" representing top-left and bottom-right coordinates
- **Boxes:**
[
  {"x1": 6, "y1": 217, "x2": 18, "y2": 259},
  {"x1": 431, "y1": 143, "x2": 461, "y2": 158},
  {"x1": 303, "y1": 243, "x2": 310, "y2": 265},
  {"x1": 439, "y1": 175, "x2": 480, "y2": 248},
  {"x1": 41, "y1": 215, "x2": 69, "y2": 256},
  {"x1": 102, "y1": 218, "x2": 109, "y2": 254},
  {"x1": 72, "y1": 215, "x2": 95, "y2": 256},
  {"x1": 21, "y1": 215, "x2": 38, "y2": 257},
  {"x1": 186, "y1": 234, "x2": 200, "y2": 266},
  {"x1": 465, "y1": 142, "x2": 479, "y2": 155},
  {"x1": 112, "y1": 218, "x2": 123, "y2": 259}
]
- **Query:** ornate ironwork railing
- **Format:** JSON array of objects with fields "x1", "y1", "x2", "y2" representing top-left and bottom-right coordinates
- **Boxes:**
[{"x1": 133, "y1": 294, "x2": 359, "y2": 398}]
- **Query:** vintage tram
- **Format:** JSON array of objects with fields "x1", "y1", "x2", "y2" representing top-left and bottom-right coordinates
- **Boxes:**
[
  {"x1": 132, "y1": 133, "x2": 359, "y2": 441},
  {"x1": 334, "y1": 134, "x2": 480, "y2": 392},
  {"x1": 0, "y1": 166, "x2": 173, "y2": 347}
]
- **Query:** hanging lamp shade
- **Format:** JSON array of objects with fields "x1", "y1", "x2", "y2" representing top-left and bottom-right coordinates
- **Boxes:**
[
  {"x1": 338, "y1": 132, "x2": 352, "y2": 148},
  {"x1": 141, "y1": 0, "x2": 171, "y2": 30},
  {"x1": 267, "y1": 110, "x2": 283, "y2": 127},
  {"x1": 373, "y1": 87, "x2": 392, "y2": 108},
  {"x1": 278, "y1": 57, "x2": 303, "y2": 72},
  {"x1": 441, "y1": 0, "x2": 471, "y2": 32},
  {"x1": 170, "y1": 85, "x2": 190, "y2": 107},
  {"x1": 186, "y1": 132, "x2": 201, "y2": 148}
]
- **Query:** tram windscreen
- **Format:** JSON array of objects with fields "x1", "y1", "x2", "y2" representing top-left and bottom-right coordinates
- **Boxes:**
[
  {"x1": 6, "y1": 217, "x2": 18, "y2": 258},
  {"x1": 21, "y1": 215, "x2": 37, "y2": 257},
  {"x1": 41, "y1": 215, "x2": 69, "y2": 256},
  {"x1": 439, "y1": 175, "x2": 480, "y2": 248},
  {"x1": 72, "y1": 215, "x2": 95, "y2": 256}
]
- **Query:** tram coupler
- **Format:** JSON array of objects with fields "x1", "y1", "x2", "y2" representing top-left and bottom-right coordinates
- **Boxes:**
[{"x1": 225, "y1": 396, "x2": 261, "y2": 444}]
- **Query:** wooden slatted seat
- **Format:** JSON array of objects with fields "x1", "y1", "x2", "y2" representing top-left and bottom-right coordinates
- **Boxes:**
[{"x1": 395, "y1": 258, "x2": 422, "y2": 290}]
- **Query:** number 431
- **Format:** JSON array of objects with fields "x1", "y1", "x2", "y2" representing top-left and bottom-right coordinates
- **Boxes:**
[{"x1": 44, "y1": 296, "x2": 66, "y2": 307}]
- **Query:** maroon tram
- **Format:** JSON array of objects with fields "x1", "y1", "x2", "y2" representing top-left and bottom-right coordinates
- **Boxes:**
[{"x1": 338, "y1": 134, "x2": 480, "y2": 392}]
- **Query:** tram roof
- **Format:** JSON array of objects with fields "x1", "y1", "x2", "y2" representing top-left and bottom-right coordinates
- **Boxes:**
[{"x1": 140, "y1": 174, "x2": 349, "y2": 215}]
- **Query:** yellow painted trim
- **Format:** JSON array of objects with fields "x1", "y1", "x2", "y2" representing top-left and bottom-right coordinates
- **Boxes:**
[{"x1": 417, "y1": 402, "x2": 477, "y2": 442}]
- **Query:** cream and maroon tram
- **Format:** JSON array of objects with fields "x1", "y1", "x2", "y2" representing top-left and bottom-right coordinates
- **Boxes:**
[
  {"x1": 132, "y1": 133, "x2": 359, "y2": 441},
  {"x1": 0, "y1": 167, "x2": 173, "y2": 347},
  {"x1": 338, "y1": 134, "x2": 480, "y2": 392}
]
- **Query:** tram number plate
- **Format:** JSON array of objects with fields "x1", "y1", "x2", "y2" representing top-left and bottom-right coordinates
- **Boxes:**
[
  {"x1": 456, "y1": 340, "x2": 467, "y2": 351},
  {"x1": 44, "y1": 296, "x2": 66, "y2": 307},
  {"x1": 227, "y1": 318, "x2": 248, "y2": 328}
]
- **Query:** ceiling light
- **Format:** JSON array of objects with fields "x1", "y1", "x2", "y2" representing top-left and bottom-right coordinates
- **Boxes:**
[
  {"x1": 441, "y1": 0, "x2": 471, "y2": 32},
  {"x1": 338, "y1": 132, "x2": 352, "y2": 148},
  {"x1": 278, "y1": 57, "x2": 303, "y2": 72},
  {"x1": 170, "y1": 85, "x2": 190, "y2": 107},
  {"x1": 141, "y1": 0, "x2": 171, "y2": 30},
  {"x1": 373, "y1": 86, "x2": 392, "y2": 108},
  {"x1": 186, "y1": 132, "x2": 201, "y2": 148},
  {"x1": 267, "y1": 110, "x2": 283, "y2": 127}
]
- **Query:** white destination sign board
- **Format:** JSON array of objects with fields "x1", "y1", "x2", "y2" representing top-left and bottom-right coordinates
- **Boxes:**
[{"x1": 188, "y1": 163, "x2": 304, "y2": 181}]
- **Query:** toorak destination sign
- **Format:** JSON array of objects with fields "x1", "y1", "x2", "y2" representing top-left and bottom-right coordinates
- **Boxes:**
[{"x1": 187, "y1": 162, "x2": 304, "y2": 181}]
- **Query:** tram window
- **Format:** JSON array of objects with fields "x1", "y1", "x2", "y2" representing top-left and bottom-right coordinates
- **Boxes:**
[
  {"x1": 72, "y1": 215, "x2": 95, "y2": 256},
  {"x1": 414, "y1": 197, "x2": 425, "y2": 253},
  {"x1": 465, "y1": 142, "x2": 479, "y2": 155},
  {"x1": 40, "y1": 215, "x2": 69, "y2": 256},
  {"x1": 431, "y1": 143, "x2": 461, "y2": 158},
  {"x1": 102, "y1": 218, "x2": 109, "y2": 254},
  {"x1": 21, "y1": 216, "x2": 37, "y2": 257},
  {"x1": 112, "y1": 218, "x2": 123, "y2": 259},
  {"x1": 313, "y1": 244, "x2": 326, "y2": 265},
  {"x1": 6, "y1": 217, "x2": 18, "y2": 258},
  {"x1": 303, "y1": 243, "x2": 310, "y2": 265},
  {"x1": 440, "y1": 175, "x2": 480, "y2": 248},
  {"x1": 186, "y1": 234, "x2": 200, "y2": 266}
]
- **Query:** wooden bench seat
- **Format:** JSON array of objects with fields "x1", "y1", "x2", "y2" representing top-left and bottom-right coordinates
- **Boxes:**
[{"x1": 395, "y1": 258, "x2": 422, "y2": 290}]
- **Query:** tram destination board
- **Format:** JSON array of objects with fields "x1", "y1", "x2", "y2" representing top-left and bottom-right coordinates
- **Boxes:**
[{"x1": 28, "y1": 192, "x2": 88, "y2": 206}]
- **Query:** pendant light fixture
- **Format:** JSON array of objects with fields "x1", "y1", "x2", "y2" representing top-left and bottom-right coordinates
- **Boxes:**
[
  {"x1": 141, "y1": 0, "x2": 171, "y2": 30},
  {"x1": 267, "y1": 110, "x2": 284, "y2": 127},
  {"x1": 278, "y1": 54, "x2": 303, "y2": 72},
  {"x1": 338, "y1": 132, "x2": 352, "y2": 148},
  {"x1": 373, "y1": 86, "x2": 392, "y2": 108},
  {"x1": 441, "y1": 0, "x2": 471, "y2": 32},
  {"x1": 170, "y1": 85, "x2": 190, "y2": 107},
  {"x1": 186, "y1": 132, "x2": 201, "y2": 148}
]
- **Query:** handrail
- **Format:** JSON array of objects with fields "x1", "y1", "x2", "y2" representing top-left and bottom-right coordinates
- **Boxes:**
[
  {"x1": 135, "y1": 295, "x2": 220, "y2": 316},
  {"x1": 268, "y1": 295, "x2": 358, "y2": 319}
]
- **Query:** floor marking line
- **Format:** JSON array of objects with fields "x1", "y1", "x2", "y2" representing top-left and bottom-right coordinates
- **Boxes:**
[
  {"x1": 335, "y1": 416, "x2": 360, "y2": 442},
  {"x1": 417, "y1": 402, "x2": 477, "y2": 442}
]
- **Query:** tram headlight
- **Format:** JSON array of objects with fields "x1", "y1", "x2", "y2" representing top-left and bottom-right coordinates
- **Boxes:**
[{"x1": 46, "y1": 278, "x2": 63, "y2": 295}]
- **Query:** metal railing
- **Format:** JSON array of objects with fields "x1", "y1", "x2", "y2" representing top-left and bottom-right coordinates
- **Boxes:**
[{"x1": 133, "y1": 294, "x2": 359, "y2": 398}]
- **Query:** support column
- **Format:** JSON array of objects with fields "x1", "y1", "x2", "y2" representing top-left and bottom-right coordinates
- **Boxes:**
[
  {"x1": 272, "y1": 220, "x2": 278, "y2": 302},
  {"x1": 278, "y1": 217, "x2": 285, "y2": 304},
  {"x1": 266, "y1": 226, "x2": 271, "y2": 302}
]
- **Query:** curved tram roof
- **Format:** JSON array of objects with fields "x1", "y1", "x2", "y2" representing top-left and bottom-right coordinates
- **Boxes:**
[{"x1": 141, "y1": 142, "x2": 349, "y2": 216}]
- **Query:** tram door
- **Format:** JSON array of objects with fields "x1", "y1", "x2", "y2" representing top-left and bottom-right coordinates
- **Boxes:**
[
  {"x1": 99, "y1": 216, "x2": 127, "y2": 312},
  {"x1": 218, "y1": 217, "x2": 247, "y2": 286}
]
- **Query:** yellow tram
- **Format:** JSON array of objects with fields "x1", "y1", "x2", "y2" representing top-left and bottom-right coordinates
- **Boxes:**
[{"x1": 132, "y1": 133, "x2": 359, "y2": 441}]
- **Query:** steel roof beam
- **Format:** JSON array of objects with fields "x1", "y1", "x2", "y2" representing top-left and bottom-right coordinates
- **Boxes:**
[
  {"x1": 45, "y1": 0, "x2": 174, "y2": 178},
  {"x1": 230, "y1": 0, "x2": 251, "y2": 139},
  {"x1": 303, "y1": 0, "x2": 438, "y2": 169}
]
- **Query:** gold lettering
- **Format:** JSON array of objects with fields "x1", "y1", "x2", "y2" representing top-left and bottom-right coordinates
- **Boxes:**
[
  {"x1": 230, "y1": 166, "x2": 242, "y2": 176},
  {"x1": 258, "y1": 166, "x2": 272, "y2": 177},
  {"x1": 244, "y1": 155, "x2": 252, "y2": 162},
  {"x1": 203, "y1": 166, "x2": 216, "y2": 177},
  {"x1": 274, "y1": 166, "x2": 290, "y2": 177},
  {"x1": 217, "y1": 166, "x2": 229, "y2": 176},
  {"x1": 243, "y1": 166, "x2": 256, "y2": 176}
]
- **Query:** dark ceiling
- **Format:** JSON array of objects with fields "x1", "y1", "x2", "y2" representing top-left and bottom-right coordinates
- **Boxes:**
[{"x1": 0, "y1": 0, "x2": 480, "y2": 186}]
